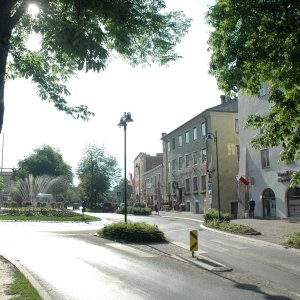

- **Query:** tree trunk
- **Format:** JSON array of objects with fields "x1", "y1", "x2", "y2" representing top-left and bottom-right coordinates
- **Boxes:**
[{"x1": 0, "y1": 3, "x2": 13, "y2": 134}]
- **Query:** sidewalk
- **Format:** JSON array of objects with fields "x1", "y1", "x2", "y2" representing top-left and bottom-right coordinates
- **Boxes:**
[{"x1": 158, "y1": 210, "x2": 300, "y2": 245}]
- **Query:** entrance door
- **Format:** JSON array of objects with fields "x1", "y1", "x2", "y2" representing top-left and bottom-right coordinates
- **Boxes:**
[
  {"x1": 287, "y1": 187, "x2": 300, "y2": 218},
  {"x1": 262, "y1": 188, "x2": 276, "y2": 217},
  {"x1": 230, "y1": 202, "x2": 238, "y2": 219}
]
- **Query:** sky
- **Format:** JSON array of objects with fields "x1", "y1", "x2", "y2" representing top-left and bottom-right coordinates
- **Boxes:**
[{"x1": 2, "y1": 0, "x2": 221, "y2": 185}]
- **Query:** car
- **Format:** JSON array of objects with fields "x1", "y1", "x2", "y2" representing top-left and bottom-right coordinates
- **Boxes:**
[{"x1": 97, "y1": 202, "x2": 115, "y2": 213}]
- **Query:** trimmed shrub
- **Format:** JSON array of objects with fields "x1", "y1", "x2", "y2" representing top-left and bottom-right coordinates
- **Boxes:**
[
  {"x1": 97, "y1": 221, "x2": 166, "y2": 243},
  {"x1": 117, "y1": 205, "x2": 151, "y2": 216},
  {"x1": 23, "y1": 201, "x2": 32, "y2": 207},
  {"x1": 282, "y1": 232, "x2": 300, "y2": 249},
  {"x1": 204, "y1": 208, "x2": 231, "y2": 223},
  {"x1": 205, "y1": 219, "x2": 257, "y2": 234}
]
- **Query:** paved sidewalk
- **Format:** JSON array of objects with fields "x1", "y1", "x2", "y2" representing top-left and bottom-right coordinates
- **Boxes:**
[{"x1": 158, "y1": 210, "x2": 300, "y2": 245}]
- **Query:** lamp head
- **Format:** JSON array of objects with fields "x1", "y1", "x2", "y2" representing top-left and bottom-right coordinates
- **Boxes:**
[
  {"x1": 117, "y1": 118, "x2": 126, "y2": 127},
  {"x1": 124, "y1": 112, "x2": 133, "y2": 123}
]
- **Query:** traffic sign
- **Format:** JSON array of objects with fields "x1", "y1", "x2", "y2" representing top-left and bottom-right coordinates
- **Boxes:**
[{"x1": 190, "y1": 230, "x2": 198, "y2": 256}]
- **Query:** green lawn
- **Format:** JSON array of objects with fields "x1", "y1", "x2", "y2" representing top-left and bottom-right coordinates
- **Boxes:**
[
  {"x1": 0, "y1": 208, "x2": 100, "y2": 222},
  {"x1": 5, "y1": 268, "x2": 42, "y2": 300}
]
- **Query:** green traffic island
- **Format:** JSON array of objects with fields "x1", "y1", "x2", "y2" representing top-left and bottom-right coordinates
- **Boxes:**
[
  {"x1": 96, "y1": 221, "x2": 167, "y2": 243},
  {"x1": 0, "y1": 207, "x2": 100, "y2": 222},
  {"x1": 203, "y1": 209, "x2": 259, "y2": 235},
  {"x1": 282, "y1": 232, "x2": 300, "y2": 249}
]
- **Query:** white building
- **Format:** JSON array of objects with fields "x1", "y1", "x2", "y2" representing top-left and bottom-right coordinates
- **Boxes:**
[{"x1": 238, "y1": 87, "x2": 300, "y2": 218}]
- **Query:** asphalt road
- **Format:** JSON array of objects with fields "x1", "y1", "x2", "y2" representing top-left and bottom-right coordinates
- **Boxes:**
[{"x1": 0, "y1": 213, "x2": 299, "y2": 299}]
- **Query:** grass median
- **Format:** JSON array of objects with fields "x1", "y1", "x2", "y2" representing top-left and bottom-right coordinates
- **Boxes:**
[{"x1": 0, "y1": 207, "x2": 100, "y2": 222}]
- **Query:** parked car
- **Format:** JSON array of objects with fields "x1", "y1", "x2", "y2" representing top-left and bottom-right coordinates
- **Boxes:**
[{"x1": 96, "y1": 202, "x2": 115, "y2": 213}]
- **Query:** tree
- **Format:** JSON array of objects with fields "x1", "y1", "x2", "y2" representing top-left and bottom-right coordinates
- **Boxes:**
[
  {"x1": 206, "y1": 0, "x2": 300, "y2": 184},
  {"x1": 0, "y1": 176, "x2": 4, "y2": 192},
  {"x1": 77, "y1": 144, "x2": 120, "y2": 209},
  {"x1": 112, "y1": 178, "x2": 133, "y2": 204},
  {"x1": 12, "y1": 144, "x2": 73, "y2": 182},
  {"x1": 0, "y1": 1, "x2": 191, "y2": 133}
]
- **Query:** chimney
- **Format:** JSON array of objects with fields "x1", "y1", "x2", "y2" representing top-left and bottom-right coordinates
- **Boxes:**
[{"x1": 220, "y1": 95, "x2": 226, "y2": 104}]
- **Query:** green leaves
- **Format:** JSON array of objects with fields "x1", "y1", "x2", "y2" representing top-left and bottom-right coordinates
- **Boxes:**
[
  {"x1": 207, "y1": 0, "x2": 300, "y2": 183},
  {"x1": 1, "y1": 0, "x2": 191, "y2": 132}
]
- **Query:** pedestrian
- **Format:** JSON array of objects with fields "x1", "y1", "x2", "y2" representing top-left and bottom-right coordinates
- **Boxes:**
[
  {"x1": 154, "y1": 203, "x2": 159, "y2": 214},
  {"x1": 248, "y1": 198, "x2": 256, "y2": 219}
]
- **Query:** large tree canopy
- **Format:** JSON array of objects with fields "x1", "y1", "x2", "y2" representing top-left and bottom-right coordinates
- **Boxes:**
[
  {"x1": 0, "y1": 0, "x2": 190, "y2": 133},
  {"x1": 12, "y1": 144, "x2": 73, "y2": 181},
  {"x1": 77, "y1": 144, "x2": 120, "y2": 208},
  {"x1": 206, "y1": 0, "x2": 300, "y2": 184}
]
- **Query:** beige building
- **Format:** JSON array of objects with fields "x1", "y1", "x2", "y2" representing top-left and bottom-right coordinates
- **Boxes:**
[
  {"x1": 133, "y1": 152, "x2": 163, "y2": 202},
  {"x1": 161, "y1": 96, "x2": 239, "y2": 215}
]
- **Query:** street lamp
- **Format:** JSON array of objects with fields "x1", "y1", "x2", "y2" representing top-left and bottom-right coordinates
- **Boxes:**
[
  {"x1": 118, "y1": 112, "x2": 133, "y2": 223},
  {"x1": 206, "y1": 131, "x2": 221, "y2": 220}
]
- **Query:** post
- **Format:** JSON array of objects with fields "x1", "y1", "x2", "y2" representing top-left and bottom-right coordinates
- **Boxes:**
[
  {"x1": 215, "y1": 131, "x2": 221, "y2": 220},
  {"x1": 124, "y1": 122, "x2": 128, "y2": 223},
  {"x1": 118, "y1": 112, "x2": 133, "y2": 223}
]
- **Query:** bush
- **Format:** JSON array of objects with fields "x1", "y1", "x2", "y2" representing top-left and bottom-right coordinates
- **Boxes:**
[
  {"x1": 117, "y1": 205, "x2": 151, "y2": 216},
  {"x1": 134, "y1": 202, "x2": 146, "y2": 208},
  {"x1": 282, "y1": 232, "x2": 300, "y2": 249},
  {"x1": 204, "y1": 209, "x2": 231, "y2": 223},
  {"x1": 205, "y1": 219, "x2": 257, "y2": 234},
  {"x1": 97, "y1": 221, "x2": 166, "y2": 243},
  {"x1": 23, "y1": 201, "x2": 32, "y2": 207}
]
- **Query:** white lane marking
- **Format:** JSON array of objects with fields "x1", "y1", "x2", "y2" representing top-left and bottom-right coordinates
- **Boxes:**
[{"x1": 106, "y1": 243, "x2": 157, "y2": 258}]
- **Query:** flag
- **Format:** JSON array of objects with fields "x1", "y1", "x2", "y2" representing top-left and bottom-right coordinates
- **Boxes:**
[{"x1": 239, "y1": 176, "x2": 249, "y2": 185}]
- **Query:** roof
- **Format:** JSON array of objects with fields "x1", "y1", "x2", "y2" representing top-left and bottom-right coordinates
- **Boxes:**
[
  {"x1": 207, "y1": 97, "x2": 238, "y2": 113},
  {"x1": 161, "y1": 98, "x2": 238, "y2": 140}
]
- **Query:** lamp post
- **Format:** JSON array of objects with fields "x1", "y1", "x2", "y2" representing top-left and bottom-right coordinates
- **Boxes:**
[
  {"x1": 118, "y1": 112, "x2": 133, "y2": 223},
  {"x1": 206, "y1": 131, "x2": 221, "y2": 220}
]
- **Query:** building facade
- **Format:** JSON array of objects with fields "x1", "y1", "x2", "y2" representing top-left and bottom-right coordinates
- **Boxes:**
[
  {"x1": 238, "y1": 87, "x2": 300, "y2": 218},
  {"x1": 161, "y1": 96, "x2": 239, "y2": 215},
  {"x1": 133, "y1": 152, "x2": 163, "y2": 202},
  {"x1": 143, "y1": 164, "x2": 163, "y2": 207}
]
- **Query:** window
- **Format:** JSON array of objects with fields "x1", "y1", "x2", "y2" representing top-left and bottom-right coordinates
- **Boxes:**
[
  {"x1": 201, "y1": 122, "x2": 206, "y2": 138},
  {"x1": 201, "y1": 175, "x2": 206, "y2": 191},
  {"x1": 185, "y1": 154, "x2": 190, "y2": 168},
  {"x1": 179, "y1": 135, "x2": 182, "y2": 147},
  {"x1": 201, "y1": 148, "x2": 207, "y2": 164},
  {"x1": 167, "y1": 141, "x2": 170, "y2": 152},
  {"x1": 193, "y1": 177, "x2": 198, "y2": 191},
  {"x1": 258, "y1": 84, "x2": 268, "y2": 97},
  {"x1": 193, "y1": 127, "x2": 197, "y2": 140},
  {"x1": 172, "y1": 138, "x2": 175, "y2": 150},
  {"x1": 261, "y1": 149, "x2": 270, "y2": 168},
  {"x1": 193, "y1": 151, "x2": 198, "y2": 166},
  {"x1": 235, "y1": 119, "x2": 239, "y2": 133},
  {"x1": 172, "y1": 159, "x2": 176, "y2": 171},
  {"x1": 168, "y1": 161, "x2": 171, "y2": 172},
  {"x1": 185, "y1": 178, "x2": 190, "y2": 193},
  {"x1": 179, "y1": 157, "x2": 183, "y2": 170},
  {"x1": 236, "y1": 145, "x2": 240, "y2": 161},
  {"x1": 185, "y1": 131, "x2": 190, "y2": 143}
]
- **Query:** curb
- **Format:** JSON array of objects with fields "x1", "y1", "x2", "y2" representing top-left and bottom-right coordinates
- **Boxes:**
[{"x1": 3, "y1": 254, "x2": 52, "y2": 300}]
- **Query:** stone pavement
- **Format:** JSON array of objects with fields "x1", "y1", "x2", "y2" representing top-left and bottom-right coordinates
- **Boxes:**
[{"x1": 0, "y1": 212, "x2": 299, "y2": 298}]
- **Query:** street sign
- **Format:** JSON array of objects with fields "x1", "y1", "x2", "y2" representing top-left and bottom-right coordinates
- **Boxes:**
[
  {"x1": 190, "y1": 230, "x2": 198, "y2": 256},
  {"x1": 208, "y1": 183, "x2": 212, "y2": 190}
]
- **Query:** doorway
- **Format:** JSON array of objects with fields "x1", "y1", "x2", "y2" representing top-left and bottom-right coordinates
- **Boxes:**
[{"x1": 262, "y1": 188, "x2": 276, "y2": 217}]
